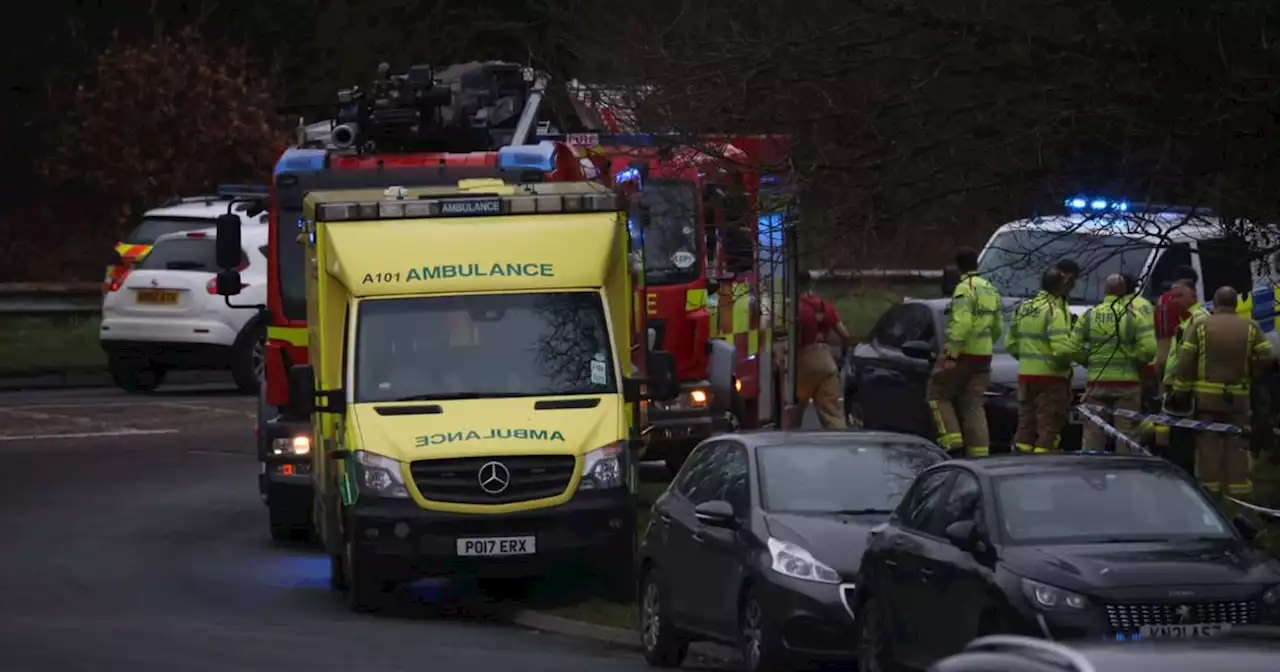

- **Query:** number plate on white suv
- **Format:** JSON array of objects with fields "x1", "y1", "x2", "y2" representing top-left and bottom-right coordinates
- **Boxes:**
[{"x1": 456, "y1": 536, "x2": 536, "y2": 556}]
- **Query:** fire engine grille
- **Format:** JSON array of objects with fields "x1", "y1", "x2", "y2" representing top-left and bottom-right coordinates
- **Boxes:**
[
  {"x1": 1104, "y1": 600, "x2": 1259, "y2": 634},
  {"x1": 409, "y1": 455, "x2": 576, "y2": 504}
]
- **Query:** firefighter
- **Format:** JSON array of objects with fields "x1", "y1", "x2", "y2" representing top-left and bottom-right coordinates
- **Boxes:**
[
  {"x1": 795, "y1": 270, "x2": 850, "y2": 429},
  {"x1": 928, "y1": 248, "x2": 1003, "y2": 458},
  {"x1": 1160, "y1": 279, "x2": 1211, "y2": 471},
  {"x1": 1171, "y1": 287, "x2": 1272, "y2": 500},
  {"x1": 1007, "y1": 267, "x2": 1074, "y2": 453},
  {"x1": 1118, "y1": 273, "x2": 1161, "y2": 439},
  {"x1": 1070, "y1": 274, "x2": 1158, "y2": 452}
]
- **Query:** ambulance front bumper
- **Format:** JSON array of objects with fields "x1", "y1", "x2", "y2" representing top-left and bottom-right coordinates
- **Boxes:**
[{"x1": 347, "y1": 489, "x2": 635, "y2": 581}]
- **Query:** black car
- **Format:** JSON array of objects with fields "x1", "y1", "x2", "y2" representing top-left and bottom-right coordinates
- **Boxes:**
[
  {"x1": 636, "y1": 430, "x2": 947, "y2": 671},
  {"x1": 930, "y1": 630, "x2": 1280, "y2": 672},
  {"x1": 852, "y1": 453, "x2": 1280, "y2": 672},
  {"x1": 844, "y1": 298, "x2": 1085, "y2": 452}
]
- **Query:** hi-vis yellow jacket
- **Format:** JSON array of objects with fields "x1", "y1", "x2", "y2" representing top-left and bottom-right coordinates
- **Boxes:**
[
  {"x1": 1071, "y1": 295, "x2": 1158, "y2": 386},
  {"x1": 1007, "y1": 290, "x2": 1073, "y2": 380},
  {"x1": 944, "y1": 272, "x2": 1003, "y2": 359}
]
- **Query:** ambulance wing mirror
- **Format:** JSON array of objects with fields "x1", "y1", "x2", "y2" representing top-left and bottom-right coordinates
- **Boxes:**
[
  {"x1": 215, "y1": 214, "x2": 242, "y2": 269},
  {"x1": 287, "y1": 364, "x2": 346, "y2": 416}
]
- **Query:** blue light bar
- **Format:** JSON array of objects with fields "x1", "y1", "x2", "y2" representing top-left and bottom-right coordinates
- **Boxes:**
[
  {"x1": 275, "y1": 148, "x2": 327, "y2": 175},
  {"x1": 615, "y1": 166, "x2": 642, "y2": 185},
  {"x1": 497, "y1": 141, "x2": 559, "y2": 172},
  {"x1": 1064, "y1": 196, "x2": 1129, "y2": 213},
  {"x1": 216, "y1": 183, "x2": 269, "y2": 199}
]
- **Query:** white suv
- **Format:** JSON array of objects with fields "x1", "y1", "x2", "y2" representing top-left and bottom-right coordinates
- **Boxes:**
[{"x1": 100, "y1": 226, "x2": 269, "y2": 393}]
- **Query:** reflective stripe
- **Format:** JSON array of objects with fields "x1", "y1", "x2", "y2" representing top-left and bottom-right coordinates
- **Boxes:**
[{"x1": 267, "y1": 326, "x2": 308, "y2": 347}]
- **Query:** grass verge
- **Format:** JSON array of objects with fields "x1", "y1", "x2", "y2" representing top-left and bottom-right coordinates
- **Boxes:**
[
  {"x1": 0, "y1": 315, "x2": 104, "y2": 376},
  {"x1": 828, "y1": 282, "x2": 941, "y2": 340}
]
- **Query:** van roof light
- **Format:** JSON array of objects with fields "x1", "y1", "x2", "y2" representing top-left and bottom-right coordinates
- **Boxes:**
[{"x1": 314, "y1": 190, "x2": 619, "y2": 222}]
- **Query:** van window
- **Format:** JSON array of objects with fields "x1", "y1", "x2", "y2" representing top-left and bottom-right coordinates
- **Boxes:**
[
  {"x1": 354, "y1": 291, "x2": 617, "y2": 403},
  {"x1": 979, "y1": 230, "x2": 1154, "y2": 304},
  {"x1": 125, "y1": 217, "x2": 219, "y2": 245},
  {"x1": 1199, "y1": 237, "x2": 1253, "y2": 298},
  {"x1": 1144, "y1": 243, "x2": 1193, "y2": 299}
]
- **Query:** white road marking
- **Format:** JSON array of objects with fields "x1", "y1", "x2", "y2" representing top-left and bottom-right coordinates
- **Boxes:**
[
  {"x1": 0, "y1": 407, "x2": 103, "y2": 424},
  {"x1": 0, "y1": 429, "x2": 180, "y2": 442},
  {"x1": 155, "y1": 402, "x2": 256, "y2": 418}
]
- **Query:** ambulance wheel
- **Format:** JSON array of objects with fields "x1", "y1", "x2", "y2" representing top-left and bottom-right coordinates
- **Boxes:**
[
  {"x1": 109, "y1": 355, "x2": 165, "y2": 393},
  {"x1": 231, "y1": 323, "x2": 266, "y2": 394},
  {"x1": 343, "y1": 535, "x2": 392, "y2": 613}
]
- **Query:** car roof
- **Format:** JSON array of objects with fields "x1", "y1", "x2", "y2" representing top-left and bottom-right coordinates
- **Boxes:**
[
  {"x1": 948, "y1": 452, "x2": 1174, "y2": 476},
  {"x1": 142, "y1": 199, "x2": 267, "y2": 224},
  {"x1": 152, "y1": 225, "x2": 269, "y2": 245}
]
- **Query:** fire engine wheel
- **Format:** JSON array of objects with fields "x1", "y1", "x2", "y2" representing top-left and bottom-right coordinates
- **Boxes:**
[
  {"x1": 108, "y1": 355, "x2": 166, "y2": 393},
  {"x1": 231, "y1": 323, "x2": 266, "y2": 395}
]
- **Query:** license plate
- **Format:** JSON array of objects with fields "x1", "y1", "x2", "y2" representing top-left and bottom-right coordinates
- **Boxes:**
[
  {"x1": 1137, "y1": 623, "x2": 1232, "y2": 638},
  {"x1": 135, "y1": 289, "x2": 179, "y2": 305},
  {"x1": 456, "y1": 536, "x2": 536, "y2": 556}
]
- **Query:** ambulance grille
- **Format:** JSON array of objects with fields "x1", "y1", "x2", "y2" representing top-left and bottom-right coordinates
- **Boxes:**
[
  {"x1": 409, "y1": 455, "x2": 576, "y2": 504},
  {"x1": 1103, "y1": 600, "x2": 1259, "y2": 634}
]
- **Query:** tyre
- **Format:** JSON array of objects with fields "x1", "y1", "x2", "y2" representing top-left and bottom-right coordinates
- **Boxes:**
[
  {"x1": 741, "y1": 589, "x2": 787, "y2": 672},
  {"x1": 231, "y1": 322, "x2": 266, "y2": 394},
  {"x1": 109, "y1": 354, "x2": 166, "y2": 393},
  {"x1": 856, "y1": 596, "x2": 900, "y2": 672},
  {"x1": 639, "y1": 566, "x2": 689, "y2": 668},
  {"x1": 343, "y1": 536, "x2": 392, "y2": 613}
]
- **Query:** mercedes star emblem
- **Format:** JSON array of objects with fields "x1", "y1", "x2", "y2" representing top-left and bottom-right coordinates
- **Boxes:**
[
  {"x1": 1175, "y1": 604, "x2": 1193, "y2": 624},
  {"x1": 477, "y1": 461, "x2": 511, "y2": 495}
]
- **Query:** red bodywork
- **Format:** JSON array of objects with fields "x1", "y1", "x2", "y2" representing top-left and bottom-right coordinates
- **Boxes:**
[{"x1": 263, "y1": 143, "x2": 588, "y2": 409}]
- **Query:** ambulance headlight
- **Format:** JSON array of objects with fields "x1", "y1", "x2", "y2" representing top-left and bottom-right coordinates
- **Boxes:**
[
  {"x1": 354, "y1": 451, "x2": 409, "y2": 498},
  {"x1": 579, "y1": 443, "x2": 625, "y2": 490}
]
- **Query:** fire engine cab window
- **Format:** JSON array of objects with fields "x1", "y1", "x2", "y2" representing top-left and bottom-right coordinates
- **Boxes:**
[
  {"x1": 354, "y1": 292, "x2": 617, "y2": 403},
  {"x1": 276, "y1": 206, "x2": 307, "y2": 321},
  {"x1": 635, "y1": 180, "x2": 700, "y2": 286},
  {"x1": 124, "y1": 217, "x2": 219, "y2": 245},
  {"x1": 137, "y1": 238, "x2": 243, "y2": 272}
]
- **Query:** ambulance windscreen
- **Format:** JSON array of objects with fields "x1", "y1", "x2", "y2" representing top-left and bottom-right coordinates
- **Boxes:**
[
  {"x1": 354, "y1": 292, "x2": 618, "y2": 403},
  {"x1": 978, "y1": 230, "x2": 1153, "y2": 304}
]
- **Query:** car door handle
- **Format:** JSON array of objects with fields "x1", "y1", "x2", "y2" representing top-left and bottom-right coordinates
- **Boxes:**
[
  {"x1": 919, "y1": 567, "x2": 935, "y2": 579},
  {"x1": 658, "y1": 513, "x2": 672, "y2": 524},
  {"x1": 884, "y1": 559, "x2": 898, "y2": 568}
]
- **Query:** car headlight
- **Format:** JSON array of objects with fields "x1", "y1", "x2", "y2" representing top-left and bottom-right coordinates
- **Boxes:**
[
  {"x1": 1021, "y1": 578, "x2": 1089, "y2": 611},
  {"x1": 579, "y1": 443, "x2": 624, "y2": 490},
  {"x1": 656, "y1": 388, "x2": 710, "y2": 411},
  {"x1": 1263, "y1": 585, "x2": 1280, "y2": 605},
  {"x1": 353, "y1": 451, "x2": 409, "y2": 498},
  {"x1": 767, "y1": 537, "x2": 840, "y2": 584},
  {"x1": 271, "y1": 435, "x2": 311, "y2": 456}
]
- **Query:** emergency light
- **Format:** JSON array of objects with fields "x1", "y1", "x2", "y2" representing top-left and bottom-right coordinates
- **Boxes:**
[
  {"x1": 275, "y1": 148, "x2": 327, "y2": 175},
  {"x1": 217, "y1": 184, "x2": 270, "y2": 199},
  {"x1": 314, "y1": 186, "x2": 620, "y2": 222},
  {"x1": 1065, "y1": 196, "x2": 1130, "y2": 212},
  {"x1": 496, "y1": 142, "x2": 560, "y2": 172}
]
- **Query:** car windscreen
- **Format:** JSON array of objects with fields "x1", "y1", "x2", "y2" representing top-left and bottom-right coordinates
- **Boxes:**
[
  {"x1": 978, "y1": 229, "x2": 1154, "y2": 304},
  {"x1": 354, "y1": 292, "x2": 618, "y2": 403},
  {"x1": 994, "y1": 467, "x2": 1231, "y2": 545},
  {"x1": 135, "y1": 238, "x2": 238, "y2": 272},
  {"x1": 756, "y1": 443, "x2": 943, "y2": 514},
  {"x1": 124, "y1": 217, "x2": 219, "y2": 245}
]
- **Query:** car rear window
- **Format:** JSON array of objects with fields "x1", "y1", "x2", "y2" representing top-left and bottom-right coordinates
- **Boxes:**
[
  {"x1": 124, "y1": 217, "x2": 219, "y2": 245},
  {"x1": 137, "y1": 238, "x2": 245, "y2": 272}
]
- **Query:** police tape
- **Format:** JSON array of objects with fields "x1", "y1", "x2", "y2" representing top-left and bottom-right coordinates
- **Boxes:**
[
  {"x1": 1080, "y1": 404, "x2": 1247, "y2": 435},
  {"x1": 1072, "y1": 405, "x2": 1152, "y2": 456},
  {"x1": 1076, "y1": 405, "x2": 1280, "y2": 520}
]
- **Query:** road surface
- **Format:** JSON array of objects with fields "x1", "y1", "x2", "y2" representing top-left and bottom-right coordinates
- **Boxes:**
[{"x1": 0, "y1": 384, "x2": 720, "y2": 672}]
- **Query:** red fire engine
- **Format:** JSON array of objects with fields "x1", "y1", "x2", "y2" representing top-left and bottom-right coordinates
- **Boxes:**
[
  {"x1": 257, "y1": 62, "x2": 592, "y2": 541},
  {"x1": 541, "y1": 131, "x2": 797, "y2": 473}
]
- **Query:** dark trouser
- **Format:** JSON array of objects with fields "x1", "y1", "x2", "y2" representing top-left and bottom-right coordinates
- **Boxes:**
[{"x1": 1013, "y1": 378, "x2": 1071, "y2": 452}]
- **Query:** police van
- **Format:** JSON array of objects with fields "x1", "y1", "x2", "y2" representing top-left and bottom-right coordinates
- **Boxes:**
[{"x1": 975, "y1": 196, "x2": 1280, "y2": 350}]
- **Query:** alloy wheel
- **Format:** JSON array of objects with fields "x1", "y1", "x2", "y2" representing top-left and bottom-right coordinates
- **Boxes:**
[
  {"x1": 252, "y1": 338, "x2": 266, "y2": 381},
  {"x1": 641, "y1": 578, "x2": 661, "y2": 652},
  {"x1": 743, "y1": 598, "x2": 763, "y2": 670}
]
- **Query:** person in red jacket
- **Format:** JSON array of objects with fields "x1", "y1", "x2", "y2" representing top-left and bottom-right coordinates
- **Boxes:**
[{"x1": 796, "y1": 271, "x2": 852, "y2": 428}]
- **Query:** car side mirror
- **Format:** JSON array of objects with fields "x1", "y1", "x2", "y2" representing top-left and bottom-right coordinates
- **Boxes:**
[
  {"x1": 694, "y1": 500, "x2": 737, "y2": 528},
  {"x1": 945, "y1": 520, "x2": 977, "y2": 550},
  {"x1": 214, "y1": 213, "x2": 242, "y2": 269},
  {"x1": 902, "y1": 340, "x2": 935, "y2": 361},
  {"x1": 1233, "y1": 513, "x2": 1258, "y2": 542}
]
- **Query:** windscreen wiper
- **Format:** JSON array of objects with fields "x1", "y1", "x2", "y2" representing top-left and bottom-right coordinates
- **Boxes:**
[
  {"x1": 386, "y1": 392, "x2": 536, "y2": 402},
  {"x1": 831, "y1": 508, "x2": 894, "y2": 515}
]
